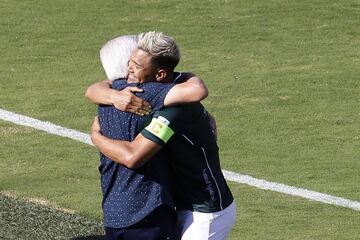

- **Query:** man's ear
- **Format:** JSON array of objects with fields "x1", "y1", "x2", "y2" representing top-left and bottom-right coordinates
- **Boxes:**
[{"x1": 155, "y1": 69, "x2": 167, "y2": 82}]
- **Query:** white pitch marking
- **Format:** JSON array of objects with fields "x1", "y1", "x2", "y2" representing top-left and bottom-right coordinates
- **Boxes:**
[
  {"x1": 222, "y1": 170, "x2": 360, "y2": 211},
  {"x1": 1, "y1": 108, "x2": 360, "y2": 212},
  {"x1": 0, "y1": 108, "x2": 93, "y2": 146}
]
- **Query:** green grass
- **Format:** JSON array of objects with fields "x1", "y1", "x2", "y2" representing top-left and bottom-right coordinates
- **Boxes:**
[
  {"x1": 228, "y1": 182, "x2": 360, "y2": 240},
  {"x1": 1, "y1": 0, "x2": 360, "y2": 239},
  {"x1": 0, "y1": 194, "x2": 103, "y2": 240},
  {"x1": 0, "y1": 121, "x2": 102, "y2": 219}
]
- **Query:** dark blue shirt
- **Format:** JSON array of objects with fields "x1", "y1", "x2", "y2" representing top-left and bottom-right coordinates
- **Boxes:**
[{"x1": 98, "y1": 79, "x2": 175, "y2": 228}]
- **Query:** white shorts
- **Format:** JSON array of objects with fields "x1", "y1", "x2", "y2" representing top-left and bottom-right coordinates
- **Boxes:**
[{"x1": 176, "y1": 201, "x2": 236, "y2": 240}]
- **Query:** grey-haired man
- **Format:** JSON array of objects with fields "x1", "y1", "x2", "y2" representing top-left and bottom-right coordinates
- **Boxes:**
[{"x1": 89, "y1": 32, "x2": 236, "y2": 240}]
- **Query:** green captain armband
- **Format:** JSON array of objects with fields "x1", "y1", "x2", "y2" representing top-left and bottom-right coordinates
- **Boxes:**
[{"x1": 145, "y1": 117, "x2": 174, "y2": 143}]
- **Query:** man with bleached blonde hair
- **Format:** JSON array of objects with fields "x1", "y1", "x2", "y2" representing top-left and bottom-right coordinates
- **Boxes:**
[
  {"x1": 86, "y1": 31, "x2": 209, "y2": 240},
  {"x1": 91, "y1": 31, "x2": 236, "y2": 240},
  {"x1": 137, "y1": 31, "x2": 180, "y2": 71}
]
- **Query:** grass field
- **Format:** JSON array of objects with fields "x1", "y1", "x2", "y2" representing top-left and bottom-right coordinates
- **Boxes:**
[{"x1": 1, "y1": 0, "x2": 360, "y2": 239}]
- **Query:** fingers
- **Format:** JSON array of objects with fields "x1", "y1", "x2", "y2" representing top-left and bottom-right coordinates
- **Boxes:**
[
  {"x1": 124, "y1": 88, "x2": 151, "y2": 110},
  {"x1": 91, "y1": 116, "x2": 101, "y2": 132},
  {"x1": 121, "y1": 96, "x2": 152, "y2": 115},
  {"x1": 138, "y1": 100, "x2": 151, "y2": 113},
  {"x1": 129, "y1": 96, "x2": 151, "y2": 111},
  {"x1": 126, "y1": 86, "x2": 144, "y2": 93},
  {"x1": 115, "y1": 87, "x2": 152, "y2": 115},
  {"x1": 125, "y1": 104, "x2": 151, "y2": 116},
  {"x1": 136, "y1": 108, "x2": 151, "y2": 116}
]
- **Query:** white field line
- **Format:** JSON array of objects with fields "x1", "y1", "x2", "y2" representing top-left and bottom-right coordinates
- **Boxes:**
[
  {"x1": 0, "y1": 108, "x2": 93, "y2": 146},
  {"x1": 1, "y1": 108, "x2": 360, "y2": 212},
  {"x1": 222, "y1": 170, "x2": 360, "y2": 211}
]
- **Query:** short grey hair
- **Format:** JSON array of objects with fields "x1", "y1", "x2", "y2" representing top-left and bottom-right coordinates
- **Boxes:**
[
  {"x1": 137, "y1": 31, "x2": 180, "y2": 71},
  {"x1": 100, "y1": 35, "x2": 137, "y2": 82}
]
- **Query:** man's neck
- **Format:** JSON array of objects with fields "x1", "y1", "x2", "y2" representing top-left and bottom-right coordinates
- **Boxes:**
[{"x1": 161, "y1": 72, "x2": 175, "y2": 83}]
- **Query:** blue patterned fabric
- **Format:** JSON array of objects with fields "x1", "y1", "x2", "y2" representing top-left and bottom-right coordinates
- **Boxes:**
[{"x1": 98, "y1": 79, "x2": 175, "y2": 228}]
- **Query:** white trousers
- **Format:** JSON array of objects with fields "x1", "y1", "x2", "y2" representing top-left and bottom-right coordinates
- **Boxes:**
[{"x1": 176, "y1": 201, "x2": 236, "y2": 240}]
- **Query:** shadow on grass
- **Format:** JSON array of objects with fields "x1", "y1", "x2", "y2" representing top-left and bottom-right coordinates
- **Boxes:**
[{"x1": 69, "y1": 235, "x2": 105, "y2": 240}]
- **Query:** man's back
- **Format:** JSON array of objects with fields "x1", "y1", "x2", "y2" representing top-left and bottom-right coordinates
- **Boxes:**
[
  {"x1": 98, "y1": 80, "x2": 175, "y2": 228},
  {"x1": 142, "y1": 103, "x2": 233, "y2": 213}
]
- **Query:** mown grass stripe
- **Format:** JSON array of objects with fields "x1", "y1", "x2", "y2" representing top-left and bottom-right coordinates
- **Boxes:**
[{"x1": 1, "y1": 107, "x2": 360, "y2": 212}]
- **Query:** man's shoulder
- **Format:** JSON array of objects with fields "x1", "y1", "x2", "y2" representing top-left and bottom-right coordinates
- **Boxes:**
[
  {"x1": 153, "y1": 103, "x2": 202, "y2": 122},
  {"x1": 137, "y1": 82, "x2": 175, "y2": 101},
  {"x1": 158, "y1": 103, "x2": 203, "y2": 114},
  {"x1": 140, "y1": 81, "x2": 173, "y2": 89},
  {"x1": 155, "y1": 105, "x2": 183, "y2": 116},
  {"x1": 111, "y1": 78, "x2": 128, "y2": 90}
]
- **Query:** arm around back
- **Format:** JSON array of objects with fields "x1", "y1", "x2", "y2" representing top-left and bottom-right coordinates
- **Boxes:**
[
  {"x1": 85, "y1": 80, "x2": 151, "y2": 115},
  {"x1": 85, "y1": 79, "x2": 115, "y2": 105},
  {"x1": 164, "y1": 73, "x2": 208, "y2": 106},
  {"x1": 91, "y1": 117, "x2": 162, "y2": 169}
]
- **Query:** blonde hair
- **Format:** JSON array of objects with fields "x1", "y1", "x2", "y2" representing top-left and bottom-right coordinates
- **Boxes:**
[
  {"x1": 100, "y1": 35, "x2": 137, "y2": 81},
  {"x1": 137, "y1": 31, "x2": 180, "y2": 71}
]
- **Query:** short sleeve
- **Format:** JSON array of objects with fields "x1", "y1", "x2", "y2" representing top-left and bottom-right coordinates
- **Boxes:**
[{"x1": 145, "y1": 83, "x2": 175, "y2": 111}]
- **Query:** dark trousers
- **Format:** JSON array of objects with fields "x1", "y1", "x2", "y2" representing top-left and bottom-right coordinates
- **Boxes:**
[{"x1": 105, "y1": 205, "x2": 177, "y2": 240}]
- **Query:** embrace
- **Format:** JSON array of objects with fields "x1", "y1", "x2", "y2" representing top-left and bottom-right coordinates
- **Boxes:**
[{"x1": 85, "y1": 31, "x2": 236, "y2": 240}]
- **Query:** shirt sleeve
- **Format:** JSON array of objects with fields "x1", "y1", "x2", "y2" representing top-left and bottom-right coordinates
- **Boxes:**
[
  {"x1": 138, "y1": 82, "x2": 176, "y2": 112},
  {"x1": 153, "y1": 83, "x2": 176, "y2": 111},
  {"x1": 141, "y1": 106, "x2": 183, "y2": 145}
]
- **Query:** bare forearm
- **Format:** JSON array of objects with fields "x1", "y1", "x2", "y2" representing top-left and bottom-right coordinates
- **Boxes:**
[
  {"x1": 91, "y1": 132, "x2": 134, "y2": 165},
  {"x1": 85, "y1": 80, "x2": 118, "y2": 105},
  {"x1": 85, "y1": 80, "x2": 151, "y2": 115},
  {"x1": 91, "y1": 131, "x2": 161, "y2": 169},
  {"x1": 164, "y1": 74, "x2": 208, "y2": 106}
]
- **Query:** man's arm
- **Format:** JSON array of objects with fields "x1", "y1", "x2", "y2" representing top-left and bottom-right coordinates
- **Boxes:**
[
  {"x1": 164, "y1": 73, "x2": 208, "y2": 106},
  {"x1": 85, "y1": 73, "x2": 208, "y2": 111},
  {"x1": 91, "y1": 116, "x2": 163, "y2": 169},
  {"x1": 85, "y1": 80, "x2": 151, "y2": 116}
]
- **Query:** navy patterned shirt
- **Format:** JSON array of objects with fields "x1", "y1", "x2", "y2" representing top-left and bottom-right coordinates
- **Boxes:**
[{"x1": 98, "y1": 78, "x2": 176, "y2": 228}]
